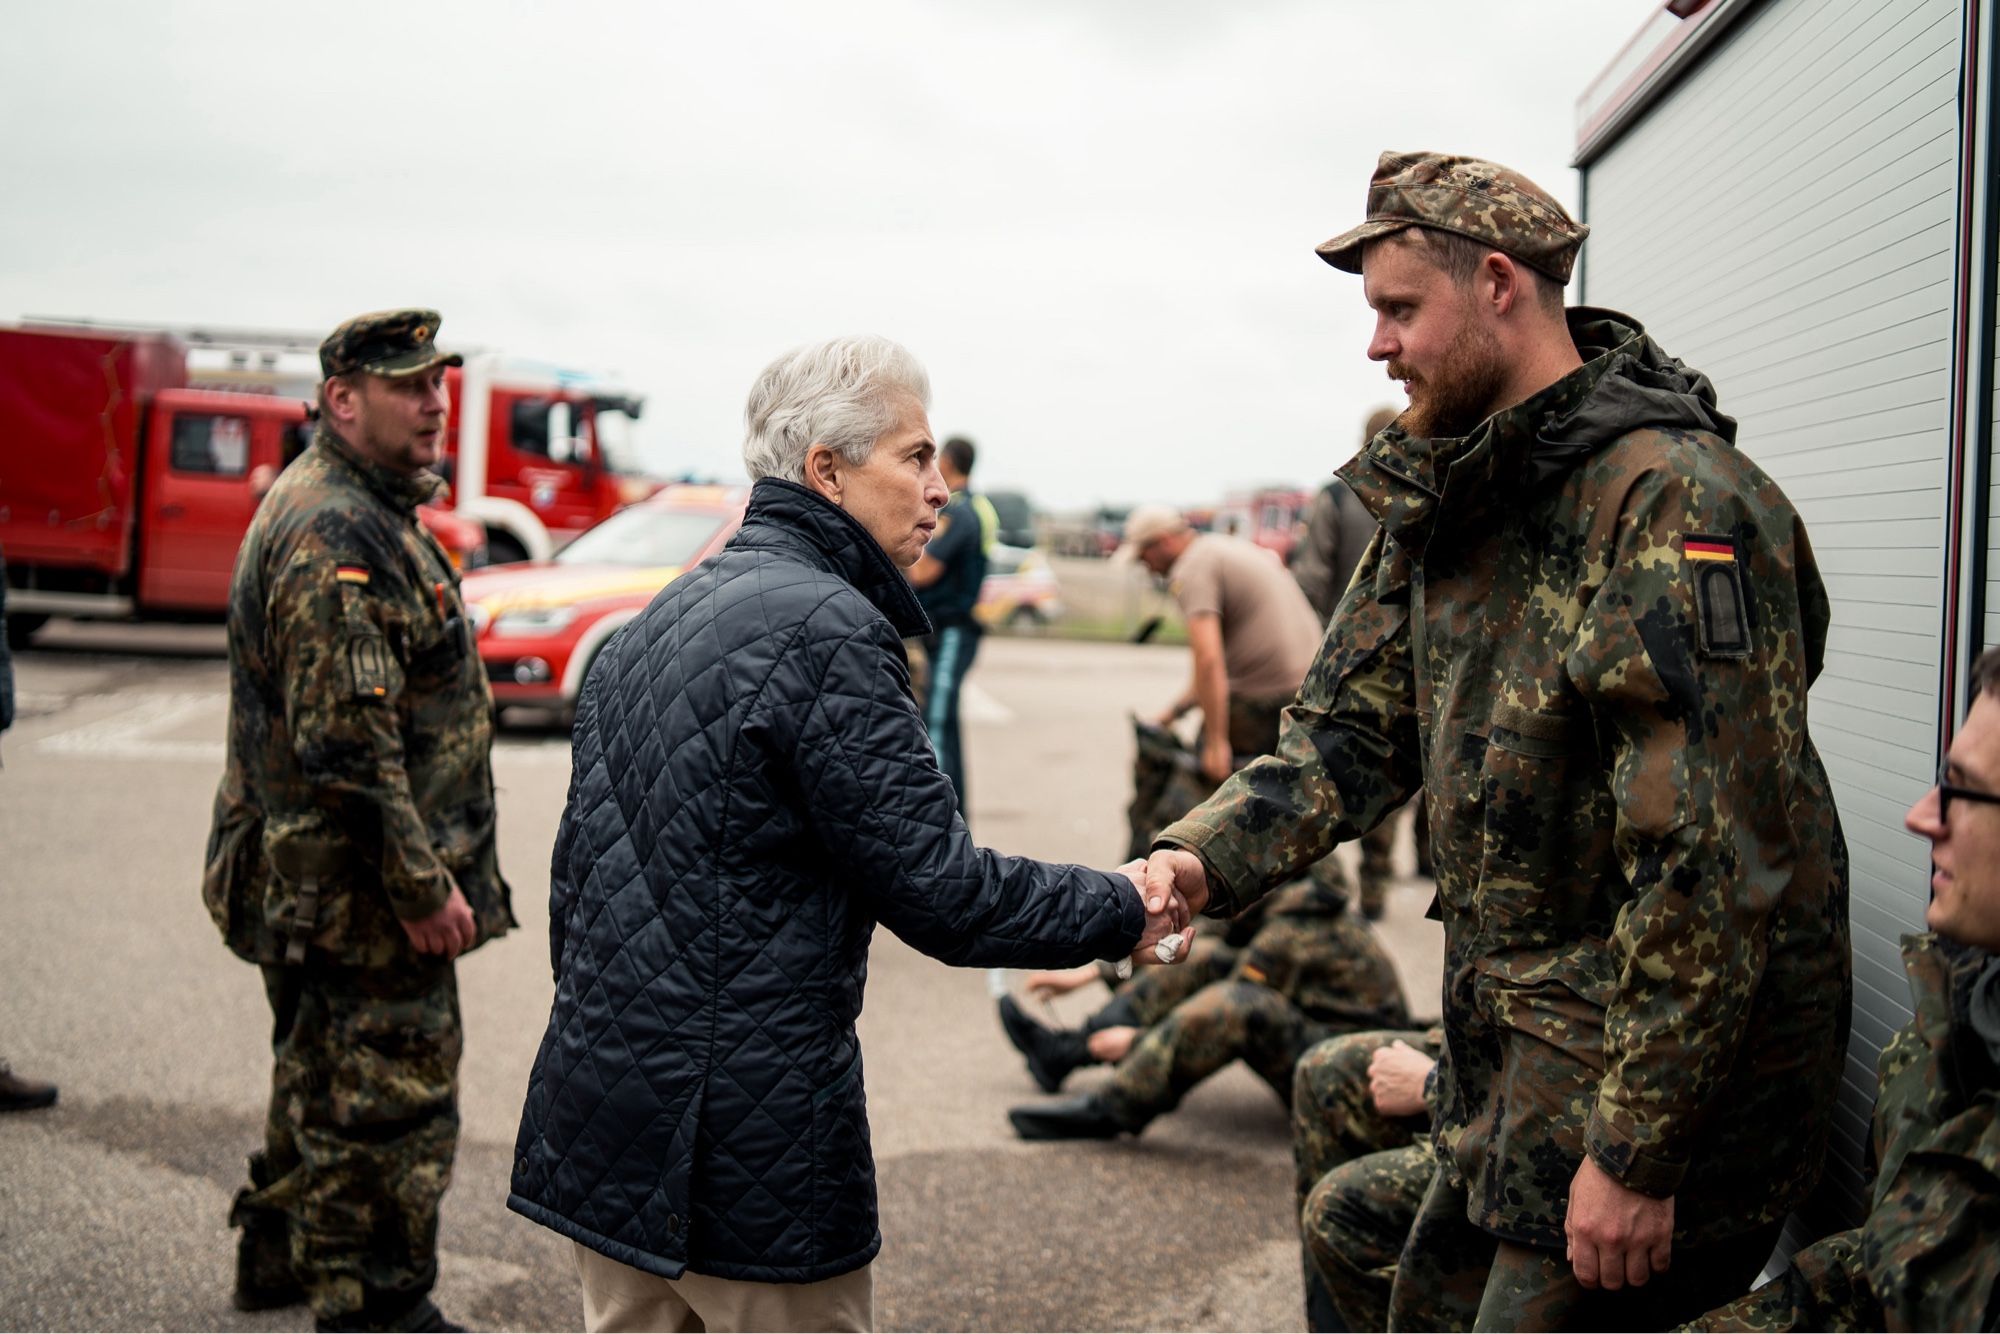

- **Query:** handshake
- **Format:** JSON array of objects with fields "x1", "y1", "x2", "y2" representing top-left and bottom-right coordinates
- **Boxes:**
[{"x1": 1113, "y1": 848, "x2": 1212, "y2": 969}]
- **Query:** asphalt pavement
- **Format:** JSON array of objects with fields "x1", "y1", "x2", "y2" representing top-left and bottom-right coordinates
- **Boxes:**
[{"x1": 0, "y1": 621, "x2": 1440, "y2": 1332}]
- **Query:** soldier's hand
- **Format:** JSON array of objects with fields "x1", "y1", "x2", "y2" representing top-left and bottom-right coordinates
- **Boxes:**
[
  {"x1": 1142, "y1": 848, "x2": 1209, "y2": 922},
  {"x1": 1114, "y1": 858, "x2": 1195, "y2": 966},
  {"x1": 401, "y1": 886, "x2": 477, "y2": 960},
  {"x1": 1366, "y1": 1039, "x2": 1435, "y2": 1117},
  {"x1": 1565, "y1": 1155, "x2": 1673, "y2": 1290}
]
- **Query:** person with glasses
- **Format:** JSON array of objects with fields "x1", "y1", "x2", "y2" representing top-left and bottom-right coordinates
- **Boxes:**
[{"x1": 1686, "y1": 648, "x2": 2000, "y2": 1332}]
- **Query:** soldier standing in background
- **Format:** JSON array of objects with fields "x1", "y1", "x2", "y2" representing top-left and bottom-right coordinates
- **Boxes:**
[
  {"x1": 1144, "y1": 151, "x2": 1852, "y2": 1328},
  {"x1": 1290, "y1": 404, "x2": 1410, "y2": 919},
  {"x1": 202, "y1": 309, "x2": 514, "y2": 1333}
]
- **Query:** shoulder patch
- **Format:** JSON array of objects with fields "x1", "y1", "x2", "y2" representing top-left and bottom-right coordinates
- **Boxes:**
[
  {"x1": 1685, "y1": 535, "x2": 1749, "y2": 658},
  {"x1": 335, "y1": 565, "x2": 370, "y2": 586},
  {"x1": 348, "y1": 634, "x2": 393, "y2": 700}
]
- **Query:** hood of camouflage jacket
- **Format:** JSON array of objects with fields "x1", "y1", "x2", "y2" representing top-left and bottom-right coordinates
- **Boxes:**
[
  {"x1": 314, "y1": 424, "x2": 447, "y2": 513},
  {"x1": 1339, "y1": 308, "x2": 1736, "y2": 552}
]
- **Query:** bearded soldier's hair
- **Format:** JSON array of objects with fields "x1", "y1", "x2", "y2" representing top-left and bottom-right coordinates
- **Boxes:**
[{"x1": 1396, "y1": 227, "x2": 1567, "y2": 316}]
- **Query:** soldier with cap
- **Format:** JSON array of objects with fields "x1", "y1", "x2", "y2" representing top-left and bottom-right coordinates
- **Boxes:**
[
  {"x1": 1141, "y1": 151, "x2": 1852, "y2": 1328},
  {"x1": 203, "y1": 308, "x2": 514, "y2": 1332}
]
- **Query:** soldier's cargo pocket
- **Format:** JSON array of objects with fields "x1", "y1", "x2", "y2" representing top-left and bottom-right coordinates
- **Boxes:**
[
  {"x1": 327, "y1": 977, "x2": 463, "y2": 1128},
  {"x1": 203, "y1": 796, "x2": 265, "y2": 958},
  {"x1": 1478, "y1": 701, "x2": 1609, "y2": 928}
]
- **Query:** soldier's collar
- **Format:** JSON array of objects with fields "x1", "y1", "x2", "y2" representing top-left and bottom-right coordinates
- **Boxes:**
[{"x1": 315, "y1": 425, "x2": 446, "y2": 513}]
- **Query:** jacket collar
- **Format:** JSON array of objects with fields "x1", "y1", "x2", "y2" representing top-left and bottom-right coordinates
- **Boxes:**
[
  {"x1": 729, "y1": 478, "x2": 934, "y2": 639},
  {"x1": 1336, "y1": 307, "x2": 1650, "y2": 554},
  {"x1": 314, "y1": 425, "x2": 445, "y2": 515}
]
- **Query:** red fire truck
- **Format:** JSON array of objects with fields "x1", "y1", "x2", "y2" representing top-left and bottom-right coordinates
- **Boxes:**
[
  {"x1": 0, "y1": 325, "x2": 485, "y2": 645},
  {"x1": 441, "y1": 352, "x2": 659, "y2": 565},
  {"x1": 0, "y1": 323, "x2": 660, "y2": 645}
]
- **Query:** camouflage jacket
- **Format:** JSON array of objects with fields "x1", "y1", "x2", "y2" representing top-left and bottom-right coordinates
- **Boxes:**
[
  {"x1": 203, "y1": 427, "x2": 513, "y2": 969},
  {"x1": 1689, "y1": 935, "x2": 2000, "y2": 1331},
  {"x1": 1852, "y1": 934, "x2": 2000, "y2": 1329},
  {"x1": 1159, "y1": 309, "x2": 1851, "y2": 1248}
]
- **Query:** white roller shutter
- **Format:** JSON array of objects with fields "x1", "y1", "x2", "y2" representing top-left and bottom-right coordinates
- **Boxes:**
[{"x1": 1580, "y1": 0, "x2": 1961, "y2": 1232}]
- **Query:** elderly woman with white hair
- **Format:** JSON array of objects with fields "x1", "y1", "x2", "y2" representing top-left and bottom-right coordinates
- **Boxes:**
[{"x1": 507, "y1": 336, "x2": 1188, "y2": 1333}]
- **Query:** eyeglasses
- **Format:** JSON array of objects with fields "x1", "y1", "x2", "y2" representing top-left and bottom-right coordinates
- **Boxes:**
[{"x1": 1936, "y1": 760, "x2": 2000, "y2": 825}]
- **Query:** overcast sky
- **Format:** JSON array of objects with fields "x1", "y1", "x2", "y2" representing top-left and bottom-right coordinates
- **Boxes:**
[{"x1": 1, "y1": 1, "x2": 1663, "y2": 511}]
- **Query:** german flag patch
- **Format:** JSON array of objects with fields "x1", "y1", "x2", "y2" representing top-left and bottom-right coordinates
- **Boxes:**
[
  {"x1": 1685, "y1": 535, "x2": 1750, "y2": 658},
  {"x1": 335, "y1": 565, "x2": 370, "y2": 586}
]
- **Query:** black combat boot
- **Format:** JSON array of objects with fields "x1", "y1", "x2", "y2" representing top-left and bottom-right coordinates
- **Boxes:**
[
  {"x1": 0, "y1": 1062, "x2": 57, "y2": 1112},
  {"x1": 230, "y1": 1155, "x2": 305, "y2": 1311},
  {"x1": 997, "y1": 996, "x2": 1092, "y2": 1094},
  {"x1": 1007, "y1": 1093, "x2": 1129, "y2": 1141}
]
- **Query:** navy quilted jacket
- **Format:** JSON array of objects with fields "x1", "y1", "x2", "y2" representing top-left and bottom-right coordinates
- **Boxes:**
[{"x1": 507, "y1": 478, "x2": 1143, "y2": 1283}]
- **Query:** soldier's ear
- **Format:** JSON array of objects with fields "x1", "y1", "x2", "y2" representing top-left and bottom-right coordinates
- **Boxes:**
[{"x1": 321, "y1": 374, "x2": 363, "y2": 425}]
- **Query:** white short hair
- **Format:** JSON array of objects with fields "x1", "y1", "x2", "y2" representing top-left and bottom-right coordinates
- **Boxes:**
[{"x1": 741, "y1": 335, "x2": 932, "y2": 484}]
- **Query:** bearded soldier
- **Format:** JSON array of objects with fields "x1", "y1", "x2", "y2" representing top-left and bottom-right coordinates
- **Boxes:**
[
  {"x1": 1144, "y1": 152, "x2": 1852, "y2": 1329},
  {"x1": 203, "y1": 309, "x2": 513, "y2": 1333}
]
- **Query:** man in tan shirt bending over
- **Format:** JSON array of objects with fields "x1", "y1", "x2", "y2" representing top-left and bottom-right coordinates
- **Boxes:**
[{"x1": 1126, "y1": 505, "x2": 1324, "y2": 781}]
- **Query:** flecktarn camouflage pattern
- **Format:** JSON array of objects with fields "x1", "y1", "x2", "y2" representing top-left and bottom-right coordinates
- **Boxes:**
[
  {"x1": 1683, "y1": 934, "x2": 2000, "y2": 1332},
  {"x1": 1158, "y1": 310, "x2": 1852, "y2": 1295},
  {"x1": 1293, "y1": 1027, "x2": 1443, "y2": 1332},
  {"x1": 1096, "y1": 874, "x2": 1409, "y2": 1130},
  {"x1": 318, "y1": 307, "x2": 464, "y2": 380},
  {"x1": 1316, "y1": 149, "x2": 1590, "y2": 283},
  {"x1": 203, "y1": 420, "x2": 512, "y2": 1324}
]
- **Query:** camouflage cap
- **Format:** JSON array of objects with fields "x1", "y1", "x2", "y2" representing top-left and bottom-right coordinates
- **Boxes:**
[
  {"x1": 1316, "y1": 151, "x2": 1589, "y2": 284},
  {"x1": 319, "y1": 308, "x2": 464, "y2": 379}
]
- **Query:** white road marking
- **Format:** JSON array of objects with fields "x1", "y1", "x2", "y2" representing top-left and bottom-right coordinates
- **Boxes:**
[
  {"x1": 34, "y1": 691, "x2": 572, "y2": 767},
  {"x1": 962, "y1": 682, "x2": 1014, "y2": 725},
  {"x1": 37, "y1": 692, "x2": 221, "y2": 763}
]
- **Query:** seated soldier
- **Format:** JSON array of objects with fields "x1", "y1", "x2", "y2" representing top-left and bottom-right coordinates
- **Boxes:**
[
  {"x1": 1004, "y1": 865, "x2": 1411, "y2": 1140},
  {"x1": 998, "y1": 896, "x2": 1274, "y2": 1093},
  {"x1": 1294, "y1": 1029, "x2": 1441, "y2": 1332},
  {"x1": 1682, "y1": 650, "x2": 2000, "y2": 1332}
]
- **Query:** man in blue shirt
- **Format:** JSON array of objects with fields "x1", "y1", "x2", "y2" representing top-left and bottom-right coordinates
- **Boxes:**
[{"x1": 910, "y1": 436, "x2": 992, "y2": 813}]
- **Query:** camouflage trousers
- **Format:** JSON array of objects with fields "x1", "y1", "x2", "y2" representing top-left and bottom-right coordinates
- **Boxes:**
[
  {"x1": 1095, "y1": 978, "x2": 1330, "y2": 1129},
  {"x1": 1096, "y1": 920, "x2": 1408, "y2": 1136},
  {"x1": 1293, "y1": 1028, "x2": 1441, "y2": 1332},
  {"x1": 1387, "y1": 1169, "x2": 1781, "y2": 1331},
  {"x1": 1678, "y1": 1230, "x2": 1874, "y2": 1332},
  {"x1": 234, "y1": 961, "x2": 462, "y2": 1325},
  {"x1": 1100, "y1": 932, "x2": 1240, "y2": 1030}
]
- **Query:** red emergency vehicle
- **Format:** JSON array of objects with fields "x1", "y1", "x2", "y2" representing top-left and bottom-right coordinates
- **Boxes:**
[
  {"x1": 0, "y1": 325, "x2": 484, "y2": 645},
  {"x1": 441, "y1": 353, "x2": 660, "y2": 565}
]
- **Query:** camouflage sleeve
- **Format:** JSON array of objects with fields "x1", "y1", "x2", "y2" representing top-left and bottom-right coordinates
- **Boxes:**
[
  {"x1": 267, "y1": 540, "x2": 453, "y2": 922},
  {"x1": 1566, "y1": 461, "x2": 1810, "y2": 1198},
  {"x1": 1155, "y1": 533, "x2": 1422, "y2": 917},
  {"x1": 1862, "y1": 1108, "x2": 2000, "y2": 1331}
]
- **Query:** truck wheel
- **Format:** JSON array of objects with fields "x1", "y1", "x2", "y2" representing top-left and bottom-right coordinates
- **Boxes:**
[
  {"x1": 485, "y1": 532, "x2": 530, "y2": 566},
  {"x1": 6, "y1": 613, "x2": 48, "y2": 650}
]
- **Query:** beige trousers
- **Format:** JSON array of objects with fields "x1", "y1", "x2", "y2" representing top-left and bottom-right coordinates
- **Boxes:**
[{"x1": 572, "y1": 1241, "x2": 874, "y2": 1333}]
